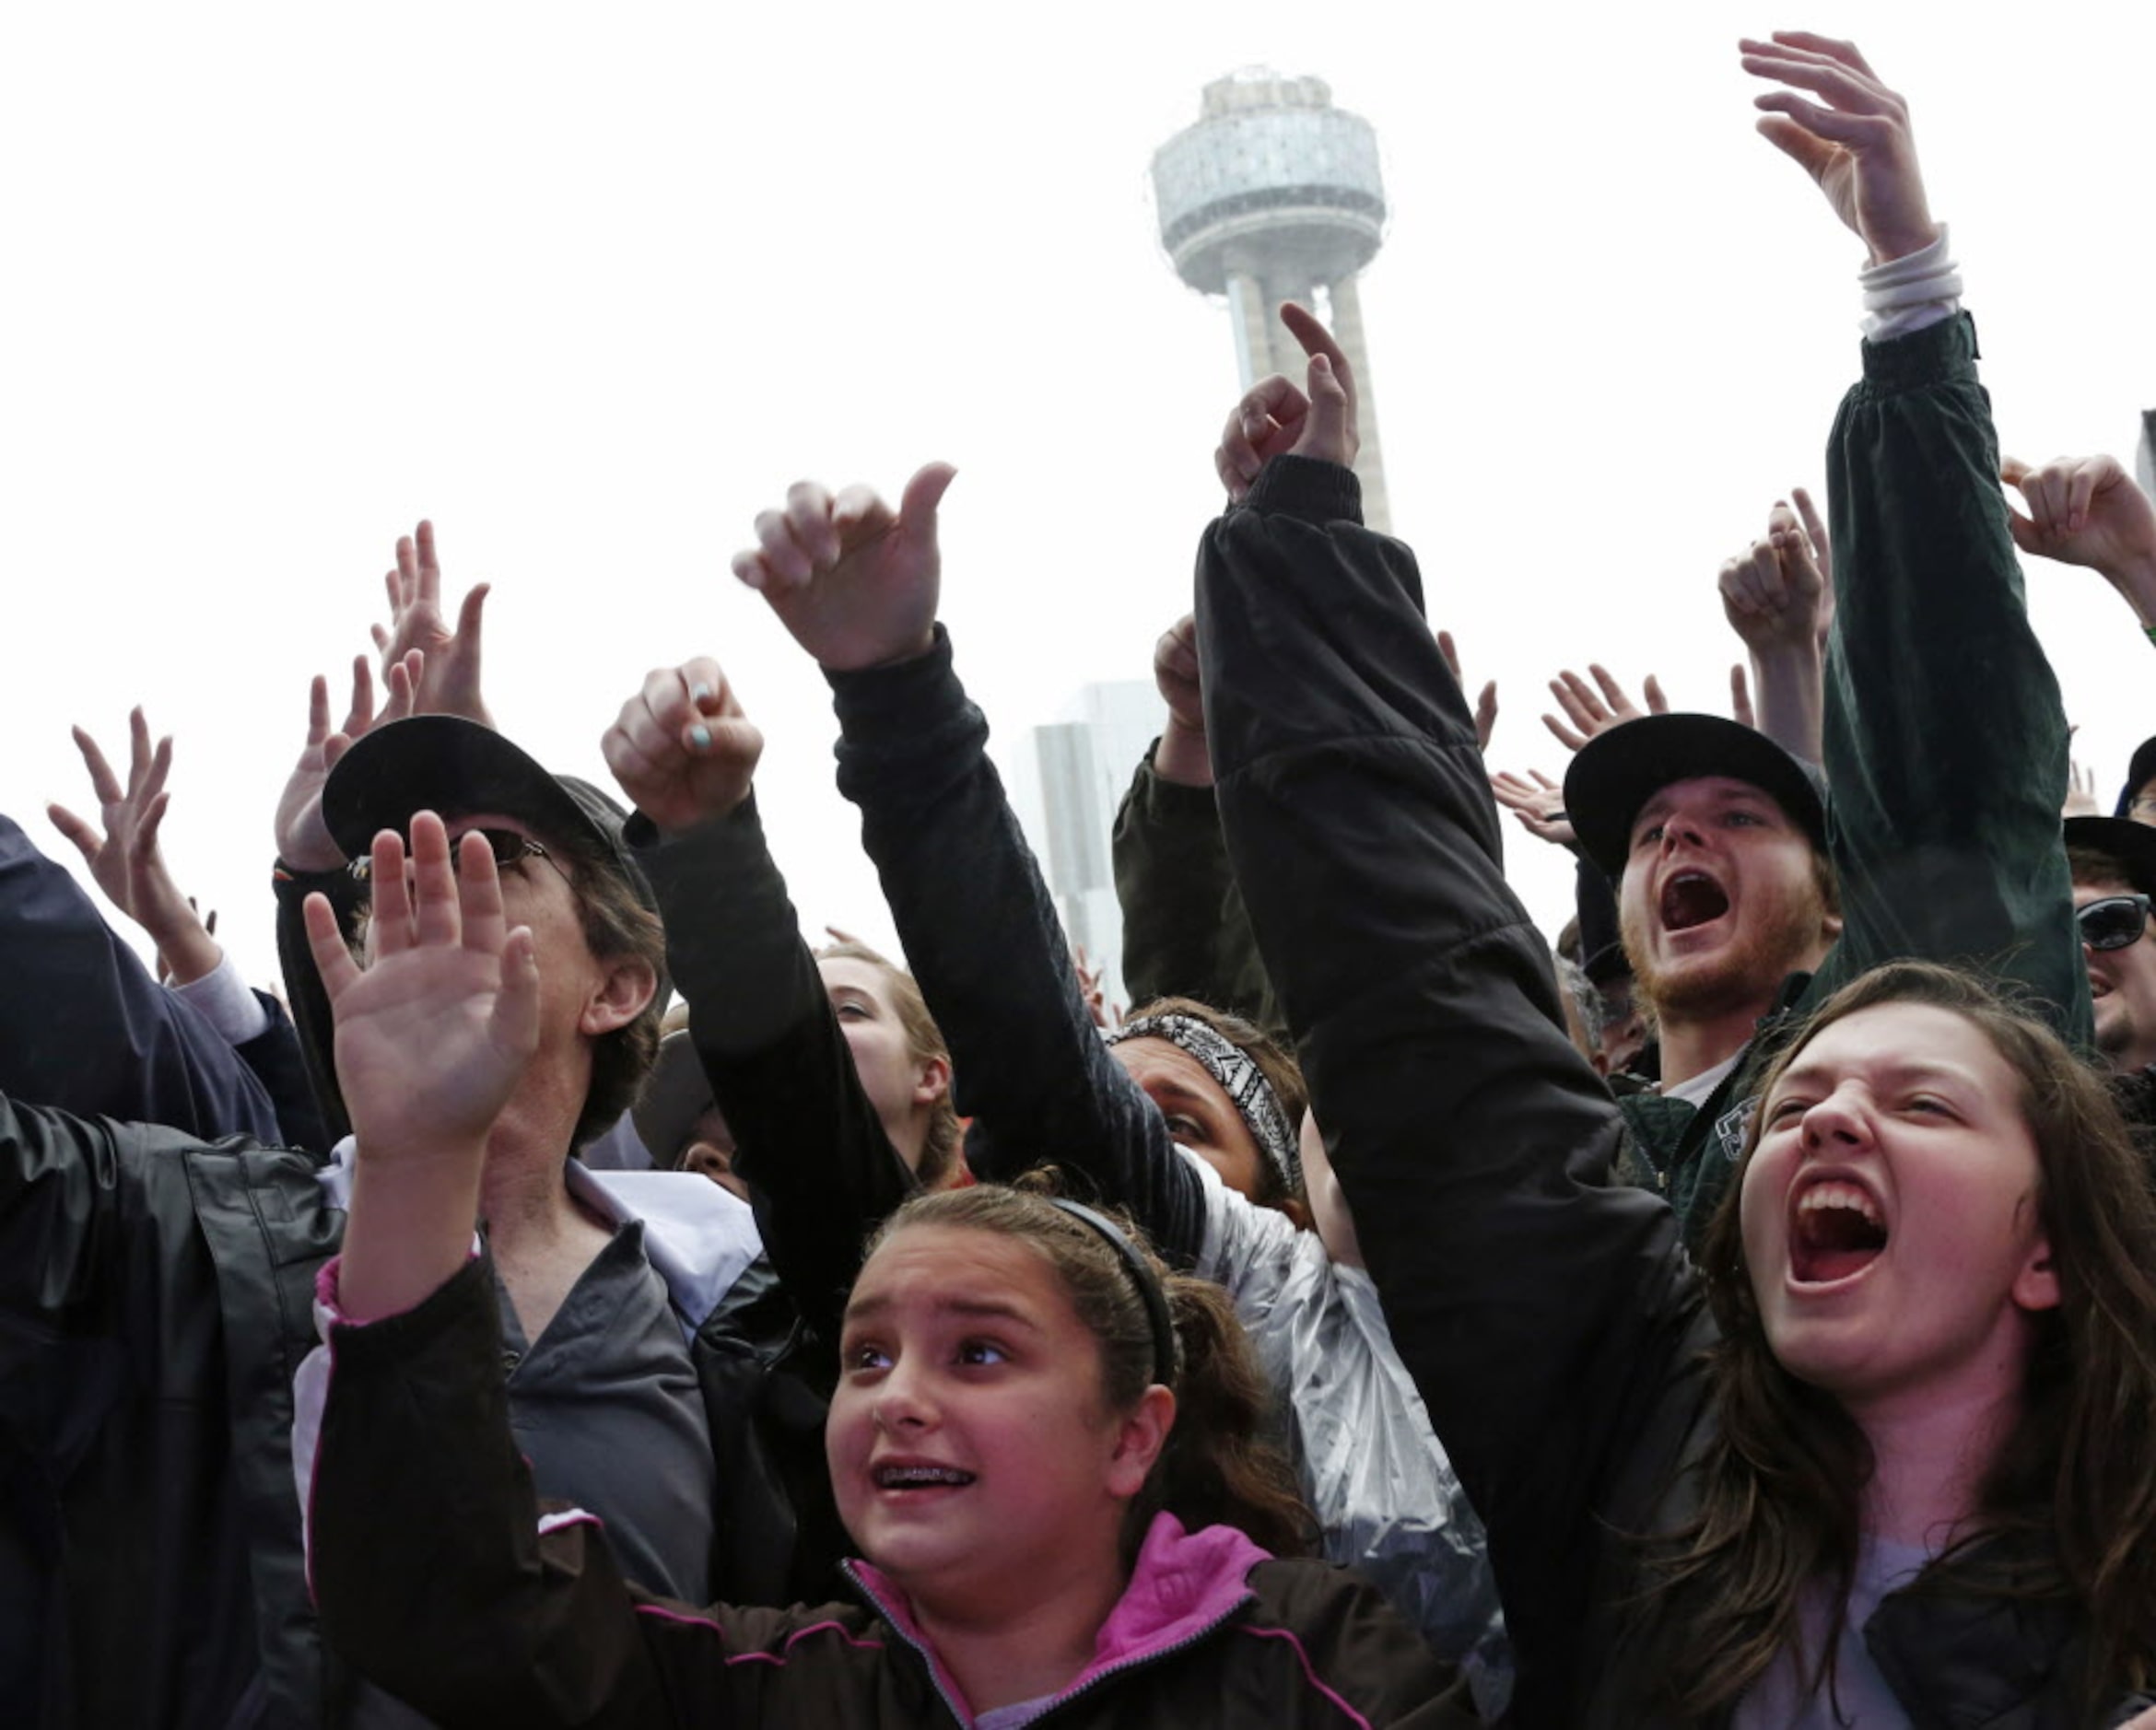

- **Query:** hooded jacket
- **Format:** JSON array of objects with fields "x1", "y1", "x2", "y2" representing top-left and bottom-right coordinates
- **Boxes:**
[{"x1": 299, "y1": 1251, "x2": 1473, "y2": 1729}]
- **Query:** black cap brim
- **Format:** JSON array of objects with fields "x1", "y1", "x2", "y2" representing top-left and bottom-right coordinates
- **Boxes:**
[
  {"x1": 1563, "y1": 713, "x2": 1829, "y2": 880},
  {"x1": 2115, "y1": 735, "x2": 2156, "y2": 819},
  {"x1": 322, "y1": 716, "x2": 659, "y2": 921}
]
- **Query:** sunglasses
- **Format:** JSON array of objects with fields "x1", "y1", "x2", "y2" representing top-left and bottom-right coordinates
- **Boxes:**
[
  {"x1": 347, "y1": 826, "x2": 569, "y2": 887},
  {"x1": 2076, "y1": 893, "x2": 2152, "y2": 952}
]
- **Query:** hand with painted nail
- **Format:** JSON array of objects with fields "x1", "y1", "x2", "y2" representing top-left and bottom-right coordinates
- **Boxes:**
[
  {"x1": 1740, "y1": 33, "x2": 1939, "y2": 265},
  {"x1": 1213, "y1": 302, "x2": 1359, "y2": 500},
  {"x1": 731, "y1": 464, "x2": 956, "y2": 672},
  {"x1": 601, "y1": 658, "x2": 764, "y2": 836},
  {"x1": 2002, "y1": 453, "x2": 2156, "y2": 626}
]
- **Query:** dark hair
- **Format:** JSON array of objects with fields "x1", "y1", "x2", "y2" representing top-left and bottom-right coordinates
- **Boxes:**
[
  {"x1": 868, "y1": 1184, "x2": 1315, "y2": 1562},
  {"x1": 2066, "y1": 843, "x2": 2135, "y2": 892},
  {"x1": 1637, "y1": 961, "x2": 2156, "y2": 1717},
  {"x1": 815, "y1": 941, "x2": 963, "y2": 1187},
  {"x1": 1126, "y1": 995, "x2": 1308, "y2": 1207},
  {"x1": 552, "y1": 836, "x2": 668, "y2": 1152}
]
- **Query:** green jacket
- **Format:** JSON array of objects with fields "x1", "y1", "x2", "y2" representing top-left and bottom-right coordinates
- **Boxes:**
[{"x1": 1621, "y1": 312, "x2": 2091, "y2": 1245}]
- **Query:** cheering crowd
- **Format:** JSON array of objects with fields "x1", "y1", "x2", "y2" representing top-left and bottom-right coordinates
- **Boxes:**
[{"x1": 6, "y1": 32, "x2": 2156, "y2": 1729}]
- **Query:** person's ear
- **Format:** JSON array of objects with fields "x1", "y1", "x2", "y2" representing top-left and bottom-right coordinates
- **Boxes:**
[
  {"x1": 1106, "y1": 1385, "x2": 1176, "y2": 1499},
  {"x1": 2012, "y1": 1236, "x2": 2061, "y2": 1315},
  {"x1": 582, "y1": 956, "x2": 658, "y2": 1037},
  {"x1": 912, "y1": 1052, "x2": 952, "y2": 1109}
]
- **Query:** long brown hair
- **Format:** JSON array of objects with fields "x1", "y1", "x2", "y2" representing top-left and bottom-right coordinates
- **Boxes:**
[
  {"x1": 1639, "y1": 961, "x2": 2156, "y2": 1718},
  {"x1": 866, "y1": 1184, "x2": 1315, "y2": 1561}
]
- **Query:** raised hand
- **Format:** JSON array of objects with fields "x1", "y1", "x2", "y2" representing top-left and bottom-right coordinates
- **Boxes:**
[
  {"x1": 1719, "y1": 499, "x2": 1833, "y2": 658},
  {"x1": 48, "y1": 708, "x2": 221, "y2": 982},
  {"x1": 371, "y1": 520, "x2": 494, "y2": 726},
  {"x1": 1790, "y1": 485, "x2": 1835, "y2": 645},
  {"x1": 1541, "y1": 665, "x2": 1668, "y2": 755},
  {"x1": 303, "y1": 815, "x2": 539, "y2": 1164},
  {"x1": 2001, "y1": 454, "x2": 2156, "y2": 626},
  {"x1": 1730, "y1": 664, "x2": 1757, "y2": 731},
  {"x1": 1073, "y1": 943, "x2": 1121, "y2": 1032},
  {"x1": 600, "y1": 659, "x2": 765, "y2": 836},
  {"x1": 1740, "y1": 33, "x2": 1939, "y2": 264},
  {"x1": 1437, "y1": 629, "x2": 1499, "y2": 752},
  {"x1": 1151, "y1": 613, "x2": 1213, "y2": 787},
  {"x1": 732, "y1": 464, "x2": 957, "y2": 672},
  {"x1": 1489, "y1": 768, "x2": 1575, "y2": 849},
  {"x1": 274, "y1": 651, "x2": 421, "y2": 871},
  {"x1": 1214, "y1": 303, "x2": 1359, "y2": 499},
  {"x1": 2064, "y1": 754, "x2": 2102, "y2": 818}
]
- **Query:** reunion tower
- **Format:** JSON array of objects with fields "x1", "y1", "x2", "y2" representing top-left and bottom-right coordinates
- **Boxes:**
[{"x1": 1152, "y1": 70, "x2": 1393, "y2": 532}]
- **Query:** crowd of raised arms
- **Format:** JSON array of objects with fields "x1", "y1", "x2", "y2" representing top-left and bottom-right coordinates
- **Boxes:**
[{"x1": 7, "y1": 33, "x2": 2156, "y2": 1730}]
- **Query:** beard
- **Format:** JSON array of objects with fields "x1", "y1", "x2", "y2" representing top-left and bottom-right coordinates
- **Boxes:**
[{"x1": 1622, "y1": 883, "x2": 1834, "y2": 1027}]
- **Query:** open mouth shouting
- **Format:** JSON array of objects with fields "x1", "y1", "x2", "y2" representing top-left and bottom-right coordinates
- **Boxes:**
[
  {"x1": 1659, "y1": 869, "x2": 1730, "y2": 933},
  {"x1": 1787, "y1": 1173, "x2": 1889, "y2": 1286}
]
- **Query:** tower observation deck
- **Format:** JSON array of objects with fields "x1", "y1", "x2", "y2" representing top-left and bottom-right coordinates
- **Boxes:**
[{"x1": 1152, "y1": 71, "x2": 1393, "y2": 531}]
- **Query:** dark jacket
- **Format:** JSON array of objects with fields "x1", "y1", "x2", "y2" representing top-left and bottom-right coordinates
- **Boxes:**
[
  {"x1": 824, "y1": 637, "x2": 1507, "y2": 1697},
  {"x1": 302, "y1": 1253, "x2": 1474, "y2": 1729},
  {"x1": 1615, "y1": 316, "x2": 2091, "y2": 1244},
  {"x1": 1112, "y1": 747, "x2": 1286, "y2": 1038},
  {"x1": 0, "y1": 814, "x2": 332, "y2": 1727},
  {"x1": 0, "y1": 811, "x2": 881, "y2": 1726},
  {"x1": 1198, "y1": 319, "x2": 2132, "y2": 1727}
]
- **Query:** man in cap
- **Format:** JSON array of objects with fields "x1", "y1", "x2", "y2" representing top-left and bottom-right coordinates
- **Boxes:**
[
  {"x1": 2064, "y1": 816, "x2": 2156, "y2": 1109},
  {"x1": 1561, "y1": 715, "x2": 1842, "y2": 1235},
  {"x1": 0, "y1": 699, "x2": 801, "y2": 1728}
]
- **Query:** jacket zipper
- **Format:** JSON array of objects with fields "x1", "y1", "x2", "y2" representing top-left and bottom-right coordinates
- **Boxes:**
[
  {"x1": 1021, "y1": 1591, "x2": 1256, "y2": 1723},
  {"x1": 844, "y1": 1561, "x2": 1256, "y2": 1727}
]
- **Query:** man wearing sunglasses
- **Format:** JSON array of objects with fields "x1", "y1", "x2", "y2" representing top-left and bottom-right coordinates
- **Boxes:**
[
  {"x1": 2065, "y1": 815, "x2": 2156, "y2": 1090},
  {"x1": 0, "y1": 708, "x2": 844, "y2": 1729}
]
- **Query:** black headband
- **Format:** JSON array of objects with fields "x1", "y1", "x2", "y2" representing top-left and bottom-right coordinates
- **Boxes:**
[{"x1": 1049, "y1": 1199, "x2": 1178, "y2": 1389}]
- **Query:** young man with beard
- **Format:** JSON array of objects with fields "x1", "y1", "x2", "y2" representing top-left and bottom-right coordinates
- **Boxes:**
[
  {"x1": 1560, "y1": 716, "x2": 1849, "y2": 1238},
  {"x1": 1563, "y1": 649, "x2": 2084, "y2": 1245}
]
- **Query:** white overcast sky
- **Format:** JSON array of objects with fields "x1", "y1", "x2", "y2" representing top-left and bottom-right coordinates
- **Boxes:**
[{"x1": 6, "y1": 2, "x2": 2153, "y2": 990}]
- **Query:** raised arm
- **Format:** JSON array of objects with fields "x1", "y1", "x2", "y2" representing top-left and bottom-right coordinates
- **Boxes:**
[
  {"x1": 1740, "y1": 33, "x2": 2087, "y2": 1035},
  {"x1": 1111, "y1": 613, "x2": 1283, "y2": 1034},
  {"x1": 0, "y1": 777, "x2": 282, "y2": 1144},
  {"x1": 601, "y1": 658, "x2": 912, "y2": 1345},
  {"x1": 1197, "y1": 309, "x2": 1694, "y2": 1726},
  {"x1": 1717, "y1": 494, "x2": 1831, "y2": 762},
  {"x1": 271, "y1": 651, "x2": 421, "y2": 1145},
  {"x1": 2001, "y1": 450, "x2": 2156, "y2": 634},
  {"x1": 732, "y1": 468, "x2": 1209, "y2": 1261}
]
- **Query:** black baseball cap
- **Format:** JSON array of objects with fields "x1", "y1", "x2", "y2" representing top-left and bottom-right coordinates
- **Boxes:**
[
  {"x1": 2114, "y1": 735, "x2": 2156, "y2": 819},
  {"x1": 322, "y1": 715, "x2": 659, "y2": 920},
  {"x1": 1564, "y1": 713, "x2": 1829, "y2": 880},
  {"x1": 2065, "y1": 814, "x2": 2156, "y2": 900}
]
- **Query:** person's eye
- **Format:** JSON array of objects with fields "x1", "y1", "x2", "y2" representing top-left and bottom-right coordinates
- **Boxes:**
[
  {"x1": 956, "y1": 1338, "x2": 1009, "y2": 1368},
  {"x1": 1764, "y1": 1096, "x2": 1809, "y2": 1125},
  {"x1": 1163, "y1": 1115, "x2": 1205, "y2": 1144},
  {"x1": 1905, "y1": 1095, "x2": 1954, "y2": 1118},
  {"x1": 835, "y1": 1001, "x2": 870, "y2": 1021},
  {"x1": 1727, "y1": 810, "x2": 1763, "y2": 827},
  {"x1": 844, "y1": 1340, "x2": 891, "y2": 1373},
  {"x1": 1634, "y1": 823, "x2": 1664, "y2": 848}
]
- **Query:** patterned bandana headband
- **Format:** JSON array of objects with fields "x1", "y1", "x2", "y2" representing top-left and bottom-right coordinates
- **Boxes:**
[{"x1": 1108, "y1": 1012, "x2": 1302, "y2": 1194}]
